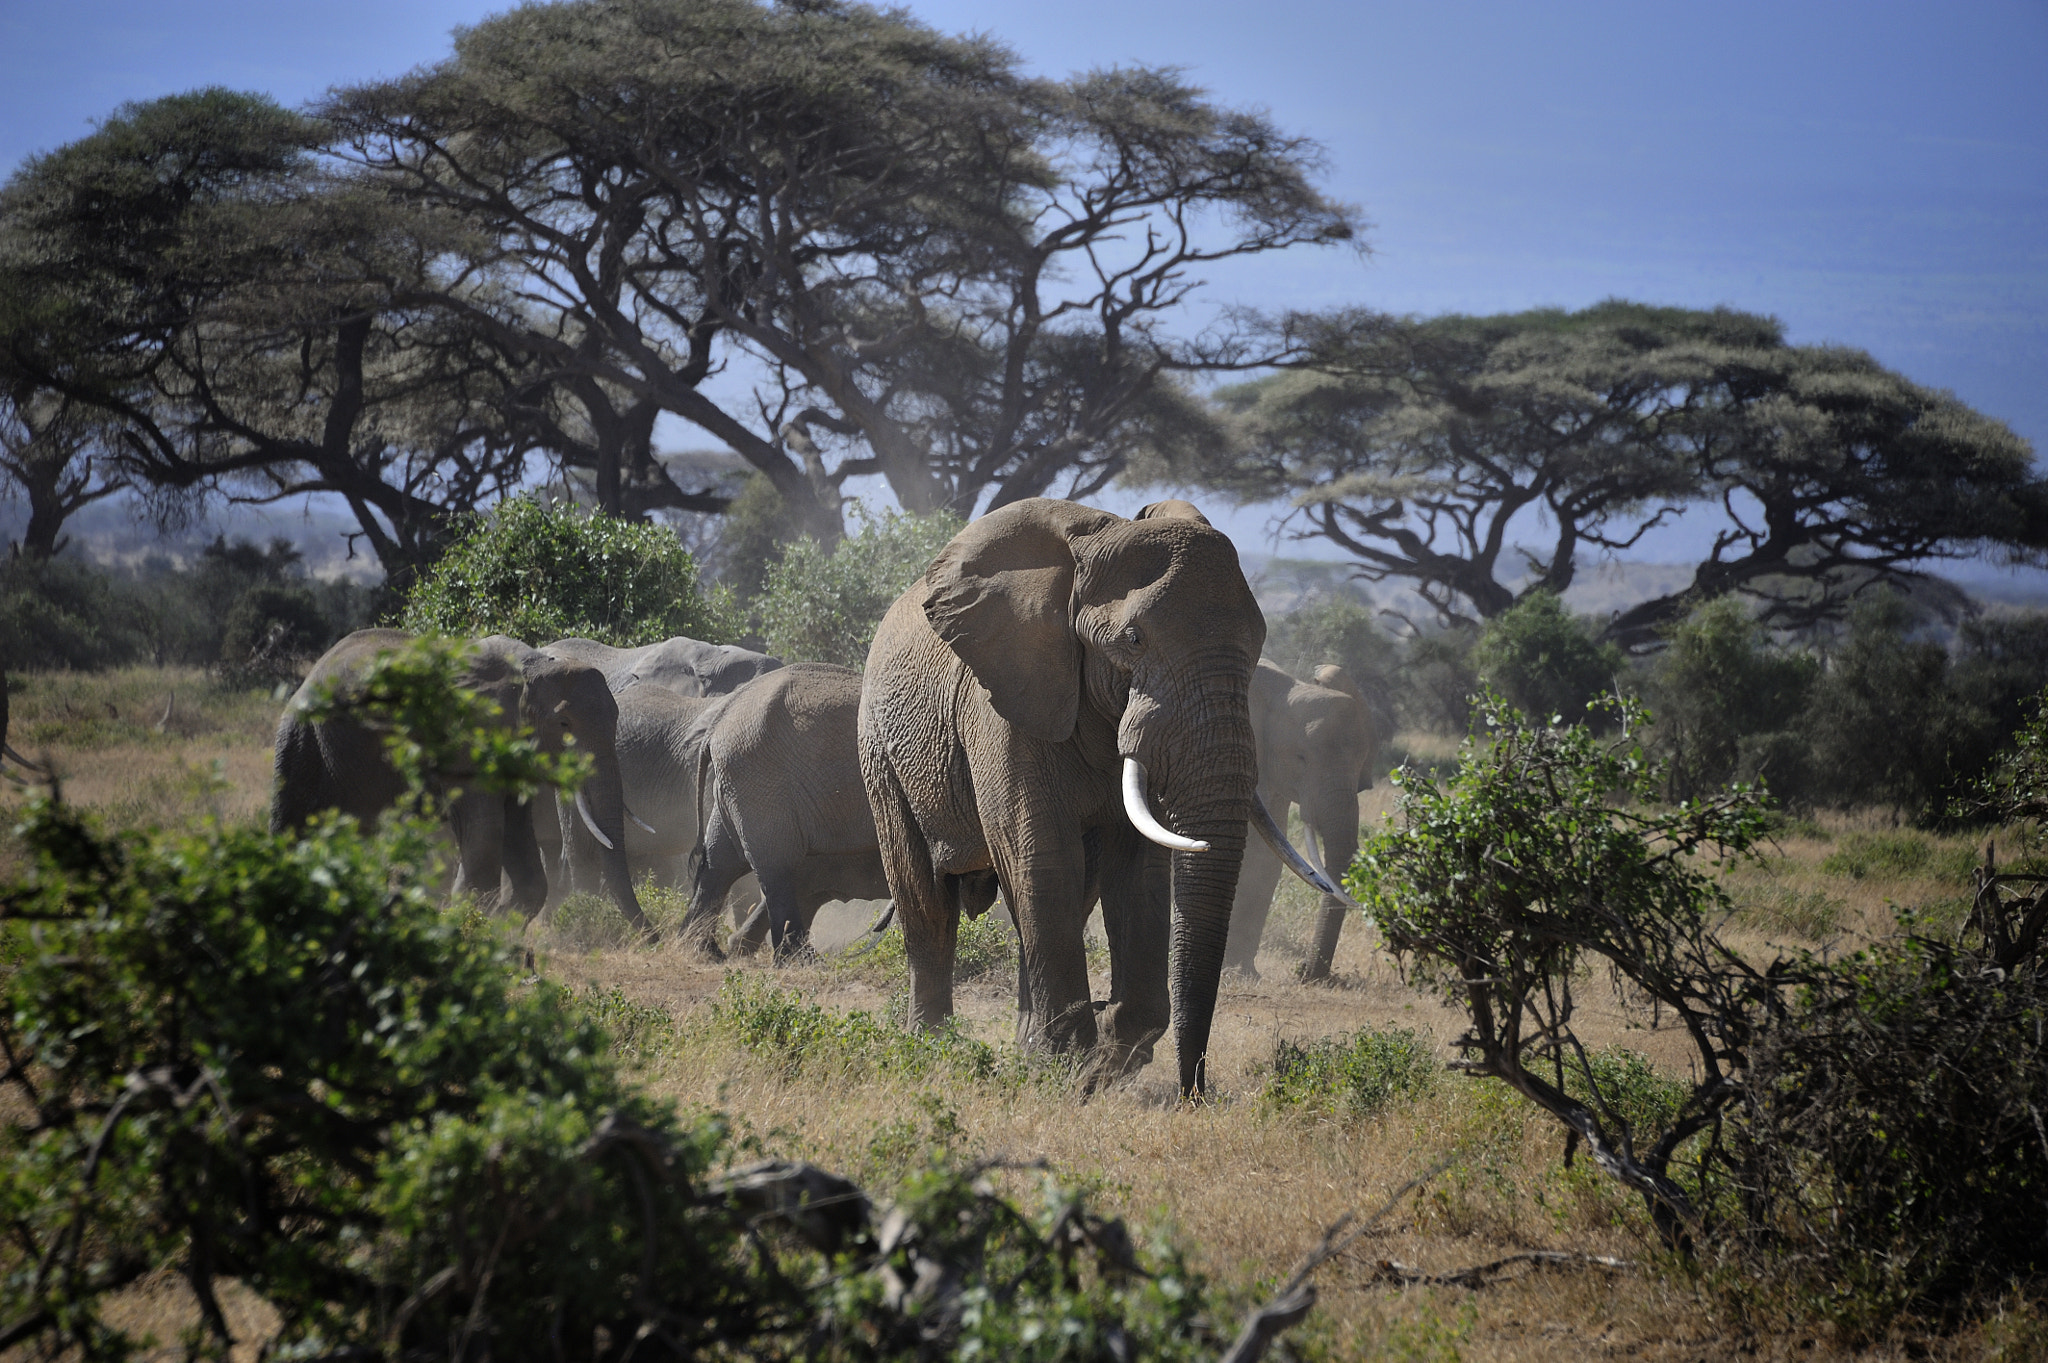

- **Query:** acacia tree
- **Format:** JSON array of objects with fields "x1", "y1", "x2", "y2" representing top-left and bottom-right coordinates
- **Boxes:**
[
  {"x1": 0, "y1": 384, "x2": 128, "y2": 560},
  {"x1": 0, "y1": 90, "x2": 543, "y2": 580},
  {"x1": 1182, "y1": 301, "x2": 2043, "y2": 642},
  {"x1": 323, "y1": 0, "x2": 1357, "y2": 536}
]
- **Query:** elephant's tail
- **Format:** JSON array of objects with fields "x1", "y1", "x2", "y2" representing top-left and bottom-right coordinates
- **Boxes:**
[{"x1": 684, "y1": 726, "x2": 717, "y2": 890}]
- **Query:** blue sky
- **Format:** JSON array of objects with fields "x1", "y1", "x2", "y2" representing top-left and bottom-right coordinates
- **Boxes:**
[{"x1": 3, "y1": 0, "x2": 2043, "y2": 569}]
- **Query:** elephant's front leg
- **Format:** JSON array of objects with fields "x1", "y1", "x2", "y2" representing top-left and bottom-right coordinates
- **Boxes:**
[{"x1": 1094, "y1": 821, "x2": 1170, "y2": 1077}]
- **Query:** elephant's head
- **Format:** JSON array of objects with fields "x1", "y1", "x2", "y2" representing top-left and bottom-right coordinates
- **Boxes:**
[
  {"x1": 923, "y1": 497, "x2": 1275, "y2": 1094},
  {"x1": 476, "y1": 638, "x2": 650, "y2": 937}
]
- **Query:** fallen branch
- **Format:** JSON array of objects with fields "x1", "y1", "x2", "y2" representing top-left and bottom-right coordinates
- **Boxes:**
[
  {"x1": 1366, "y1": 1250, "x2": 1635, "y2": 1289},
  {"x1": 1218, "y1": 1157, "x2": 1453, "y2": 1363}
]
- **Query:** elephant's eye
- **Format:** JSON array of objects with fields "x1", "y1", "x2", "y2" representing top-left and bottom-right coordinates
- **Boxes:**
[{"x1": 1122, "y1": 626, "x2": 1142, "y2": 647}]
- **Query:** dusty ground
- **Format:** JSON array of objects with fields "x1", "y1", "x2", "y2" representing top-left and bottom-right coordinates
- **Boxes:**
[{"x1": 4, "y1": 667, "x2": 2041, "y2": 1361}]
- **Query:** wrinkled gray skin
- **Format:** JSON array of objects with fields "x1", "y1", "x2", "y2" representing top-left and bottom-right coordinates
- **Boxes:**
[
  {"x1": 679, "y1": 664, "x2": 928, "y2": 961},
  {"x1": 271, "y1": 630, "x2": 649, "y2": 933},
  {"x1": 538, "y1": 636, "x2": 781, "y2": 898},
  {"x1": 543, "y1": 636, "x2": 783, "y2": 697},
  {"x1": 1223, "y1": 661, "x2": 1378, "y2": 981},
  {"x1": 859, "y1": 498, "x2": 1266, "y2": 1096}
]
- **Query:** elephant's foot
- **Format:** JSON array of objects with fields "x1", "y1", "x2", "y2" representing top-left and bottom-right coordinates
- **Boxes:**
[
  {"x1": 1016, "y1": 997, "x2": 1100, "y2": 1060},
  {"x1": 1093, "y1": 1000, "x2": 1163, "y2": 1079},
  {"x1": 1293, "y1": 958, "x2": 1335, "y2": 985},
  {"x1": 676, "y1": 915, "x2": 727, "y2": 962}
]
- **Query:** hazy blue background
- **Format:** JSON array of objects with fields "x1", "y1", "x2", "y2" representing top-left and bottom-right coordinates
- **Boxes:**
[{"x1": 3, "y1": 0, "x2": 2043, "y2": 571}]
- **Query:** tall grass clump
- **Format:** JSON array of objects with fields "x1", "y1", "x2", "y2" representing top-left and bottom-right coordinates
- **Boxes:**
[{"x1": 1263, "y1": 1026, "x2": 1437, "y2": 1118}]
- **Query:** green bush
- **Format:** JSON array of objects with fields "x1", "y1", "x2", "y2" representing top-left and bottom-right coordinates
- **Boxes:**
[
  {"x1": 0, "y1": 554, "x2": 148, "y2": 669},
  {"x1": 1734, "y1": 927, "x2": 2048, "y2": 1323},
  {"x1": 1263, "y1": 1025, "x2": 1438, "y2": 1118},
  {"x1": 1646, "y1": 598, "x2": 1817, "y2": 801},
  {"x1": 0, "y1": 799, "x2": 770, "y2": 1359},
  {"x1": 217, "y1": 582, "x2": 329, "y2": 685},
  {"x1": 1469, "y1": 591, "x2": 1625, "y2": 728},
  {"x1": 709, "y1": 973, "x2": 1017, "y2": 1084},
  {"x1": 400, "y1": 498, "x2": 736, "y2": 647},
  {"x1": 756, "y1": 504, "x2": 964, "y2": 666}
]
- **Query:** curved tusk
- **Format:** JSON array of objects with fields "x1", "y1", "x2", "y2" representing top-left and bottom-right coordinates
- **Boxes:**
[
  {"x1": 1121, "y1": 758, "x2": 1210, "y2": 853},
  {"x1": 865, "y1": 900, "x2": 896, "y2": 936},
  {"x1": 1252, "y1": 792, "x2": 1339, "y2": 895},
  {"x1": 574, "y1": 787, "x2": 616, "y2": 850},
  {"x1": 627, "y1": 806, "x2": 657, "y2": 836}
]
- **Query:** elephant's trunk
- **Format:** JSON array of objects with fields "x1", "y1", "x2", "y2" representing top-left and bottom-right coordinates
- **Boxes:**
[
  {"x1": 1124, "y1": 653, "x2": 1256, "y2": 1097},
  {"x1": 583, "y1": 750, "x2": 652, "y2": 938},
  {"x1": 1298, "y1": 785, "x2": 1362, "y2": 982}
]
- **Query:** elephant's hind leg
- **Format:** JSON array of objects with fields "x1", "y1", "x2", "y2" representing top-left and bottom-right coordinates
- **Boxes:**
[
  {"x1": 865, "y1": 757, "x2": 959, "y2": 1032},
  {"x1": 682, "y1": 793, "x2": 749, "y2": 961}
]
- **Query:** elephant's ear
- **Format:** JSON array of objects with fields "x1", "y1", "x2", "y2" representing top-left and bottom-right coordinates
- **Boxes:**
[
  {"x1": 1313, "y1": 663, "x2": 1365, "y2": 702},
  {"x1": 923, "y1": 499, "x2": 1121, "y2": 744},
  {"x1": 1134, "y1": 498, "x2": 1211, "y2": 525}
]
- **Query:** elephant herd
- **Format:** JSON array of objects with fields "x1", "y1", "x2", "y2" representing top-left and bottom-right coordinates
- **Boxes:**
[{"x1": 270, "y1": 497, "x2": 1378, "y2": 1096}]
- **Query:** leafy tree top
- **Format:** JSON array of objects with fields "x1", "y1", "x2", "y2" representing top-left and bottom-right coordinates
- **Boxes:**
[
  {"x1": 1168, "y1": 300, "x2": 2042, "y2": 645},
  {"x1": 399, "y1": 498, "x2": 735, "y2": 647}
]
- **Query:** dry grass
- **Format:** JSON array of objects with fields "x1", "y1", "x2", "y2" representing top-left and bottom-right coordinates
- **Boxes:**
[{"x1": 7, "y1": 673, "x2": 2044, "y2": 1362}]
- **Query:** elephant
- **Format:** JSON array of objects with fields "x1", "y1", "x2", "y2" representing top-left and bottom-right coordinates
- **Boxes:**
[
  {"x1": 542, "y1": 635, "x2": 782, "y2": 698},
  {"x1": 537, "y1": 635, "x2": 780, "y2": 900},
  {"x1": 857, "y1": 497, "x2": 1333, "y2": 1096},
  {"x1": 677, "y1": 663, "x2": 918, "y2": 961},
  {"x1": 271, "y1": 629, "x2": 651, "y2": 935},
  {"x1": 1222, "y1": 661, "x2": 1379, "y2": 981}
]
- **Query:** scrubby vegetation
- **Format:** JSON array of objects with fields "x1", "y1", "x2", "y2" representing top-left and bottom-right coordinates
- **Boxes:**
[
  {"x1": 399, "y1": 498, "x2": 736, "y2": 648},
  {"x1": 755, "y1": 506, "x2": 965, "y2": 667}
]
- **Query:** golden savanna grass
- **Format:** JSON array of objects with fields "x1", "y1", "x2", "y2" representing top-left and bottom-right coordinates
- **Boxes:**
[{"x1": 5, "y1": 666, "x2": 2044, "y2": 1362}]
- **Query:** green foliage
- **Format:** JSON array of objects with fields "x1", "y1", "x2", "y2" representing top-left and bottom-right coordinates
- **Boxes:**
[
  {"x1": 1354, "y1": 692, "x2": 1779, "y2": 1240},
  {"x1": 399, "y1": 499, "x2": 735, "y2": 648},
  {"x1": 1562, "y1": 1047, "x2": 1688, "y2": 1140},
  {"x1": 756, "y1": 504, "x2": 964, "y2": 666},
  {"x1": 1646, "y1": 597, "x2": 1818, "y2": 801},
  {"x1": 1733, "y1": 924, "x2": 2048, "y2": 1322},
  {"x1": 216, "y1": 582, "x2": 328, "y2": 686},
  {"x1": 709, "y1": 973, "x2": 1018, "y2": 1084},
  {"x1": 1797, "y1": 595, "x2": 1970, "y2": 815},
  {"x1": 0, "y1": 537, "x2": 369, "y2": 677},
  {"x1": 1818, "y1": 830, "x2": 1980, "y2": 884},
  {"x1": 1469, "y1": 591, "x2": 1626, "y2": 728},
  {"x1": 1262, "y1": 1025, "x2": 1438, "y2": 1118},
  {"x1": 819, "y1": 1161, "x2": 1226, "y2": 1363},
  {"x1": 0, "y1": 555, "x2": 146, "y2": 669},
  {"x1": 710, "y1": 472, "x2": 803, "y2": 604},
  {"x1": 0, "y1": 798, "x2": 769, "y2": 1360}
]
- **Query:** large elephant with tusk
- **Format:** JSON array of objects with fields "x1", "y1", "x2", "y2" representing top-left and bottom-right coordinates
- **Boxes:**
[
  {"x1": 271, "y1": 630, "x2": 652, "y2": 935},
  {"x1": 858, "y1": 498, "x2": 1334, "y2": 1096}
]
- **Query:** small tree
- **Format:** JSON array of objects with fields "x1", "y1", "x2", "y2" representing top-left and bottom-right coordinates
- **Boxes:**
[
  {"x1": 1644, "y1": 597, "x2": 1817, "y2": 801},
  {"x1": 756, "y1": 506, "x2": 965, "y2": 667},
  {"x1": 1468, "y1": 591, "x2": 1625, "y2": 726},
  {"x1": 400, "y1": 499, "x2": 736, "y2": 647},
  {"x1": 1352, "y1": 694, "x2": 1783, "y2": 1248}
]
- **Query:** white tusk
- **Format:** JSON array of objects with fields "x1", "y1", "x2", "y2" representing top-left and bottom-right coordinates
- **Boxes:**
[
  {"x1": 627, "y1": 806, "x2": 657, "y2": 835},
  {"x1": 1252, "y1": 792, "x2": 1339, "y2": 895},
  {"x1": 574, "y1": 787, "x2": 616, "y2": 850},
  {"x1": 1121, "y1": 758, "x2": 1210, "y2": 853}
]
